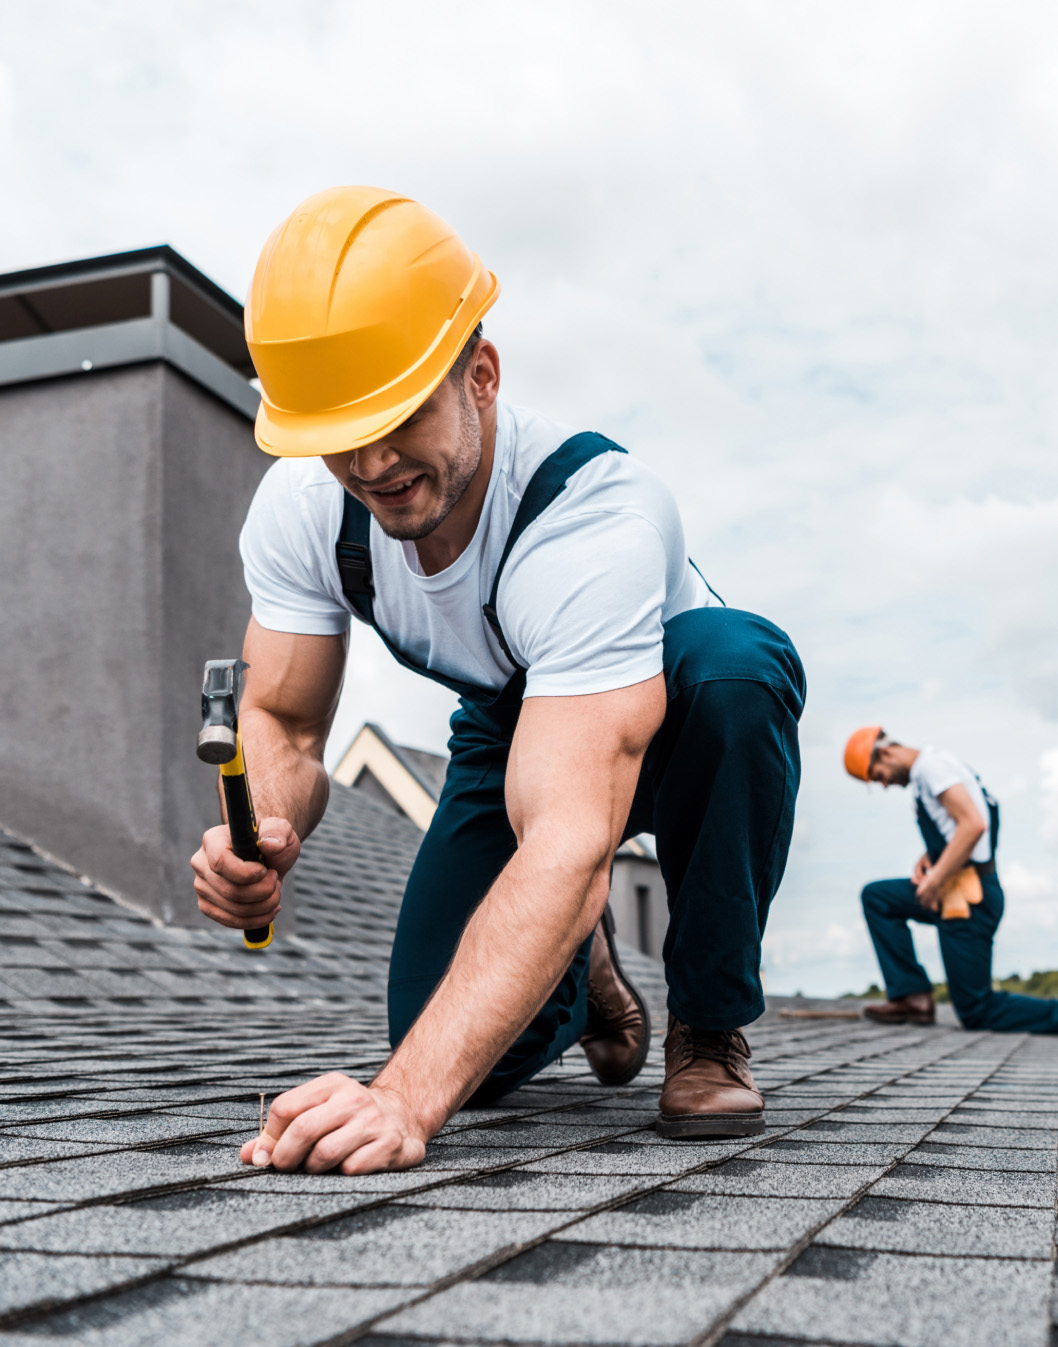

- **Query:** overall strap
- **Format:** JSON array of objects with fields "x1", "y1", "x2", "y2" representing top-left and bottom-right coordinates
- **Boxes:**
[
  {"x1": 977, "y1": 776, "x2": 1000, "y2": 857},
  {"x1": 482, "y1": 431, "x2": 627, "y2": 665},
  {"x1": 335, "y1": 492, "x2": 375, "y2": 625},
  {"x1": 914, "y1": 796, "x2": 947, "y2": 865}
]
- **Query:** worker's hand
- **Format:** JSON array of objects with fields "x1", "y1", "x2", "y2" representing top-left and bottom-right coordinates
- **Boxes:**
[
  {"x1": 915, "y1": 870, "x2": 943, "y2": 912},
  {"x1": 240, "y1": 1073, "x2": 427, "y2": 1174},
  {"x1": 911, "y1": 852, "x2": 930, "y2": 886},
  {"x1": 190, "y1": 817, "x2": 299, "y2": 930}
]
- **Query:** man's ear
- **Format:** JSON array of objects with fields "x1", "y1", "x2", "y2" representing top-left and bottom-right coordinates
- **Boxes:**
[{"x1": 466, "y1": 340, "x2": 500, "y2": 410}]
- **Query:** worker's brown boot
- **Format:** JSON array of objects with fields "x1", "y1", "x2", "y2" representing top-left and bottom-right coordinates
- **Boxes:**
[
  {"x1": 580, "y1": 906, "x2": 651, "y2": 1086},
  {"x1": 657, "y1": 1018, "x2": 765, "y2": 1138},
  {"x1": 863, "y1": 992, "x2": 935, "y2": 1026}
]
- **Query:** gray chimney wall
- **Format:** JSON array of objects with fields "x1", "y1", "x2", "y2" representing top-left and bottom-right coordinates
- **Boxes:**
[{"x1": 0, "y1": 253, "x2": 272, "y2": 926}]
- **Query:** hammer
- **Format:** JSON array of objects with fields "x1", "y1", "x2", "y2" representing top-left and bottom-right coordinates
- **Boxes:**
[{"x1": 196, "y1": 658, "x2": 273, "y2": 950}]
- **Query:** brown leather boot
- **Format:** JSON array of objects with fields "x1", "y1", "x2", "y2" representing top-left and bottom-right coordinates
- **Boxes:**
[
  {"x1": 579, "y1": 906, "x2": 651, "y2": 1086},
  {"x1": 863, "y1": 992, "x2": 935, "y2": 1026},
  {"x1": 657, "y1": 1017, "x2": 765, "y2": 1138}
]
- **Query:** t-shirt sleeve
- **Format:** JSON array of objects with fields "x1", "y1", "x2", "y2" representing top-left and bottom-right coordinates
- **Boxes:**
[
  {"x1": 915, "y1": 750, "x2": 963, "y2": 803},
  {"x1": 238, "y1": 462, "x2": 352, "y2": 637},
  {"x1": 499, "y1": 510, "x2": 668, "y2": 697}
]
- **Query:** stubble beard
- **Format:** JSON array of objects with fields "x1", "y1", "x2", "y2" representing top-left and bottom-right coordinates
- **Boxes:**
[{"x1": 372, "y1": 391, "x2": 483, "y2": 543}]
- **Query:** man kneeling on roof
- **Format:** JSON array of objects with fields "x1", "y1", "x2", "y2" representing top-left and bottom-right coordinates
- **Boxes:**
[
  {"x1": 844, "y1": 726, "x2": 1058, "y2": 1033},
  {"x1": 190, "y1": 188, "x2": 805, "y2": 1173}
]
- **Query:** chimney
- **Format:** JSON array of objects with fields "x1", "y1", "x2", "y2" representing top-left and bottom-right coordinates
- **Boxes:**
[{"x1": 0, "y1": 246, "x2": 272, "y2": 925}]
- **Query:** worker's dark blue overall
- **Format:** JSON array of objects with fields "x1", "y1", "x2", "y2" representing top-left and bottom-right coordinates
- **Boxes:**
[
  {"x1": 337, "y1": 433, "x2": 806, "y2": 1101},
  {"x1": 861, "y1": 782, "x2": 1058, "y2": 1032}
]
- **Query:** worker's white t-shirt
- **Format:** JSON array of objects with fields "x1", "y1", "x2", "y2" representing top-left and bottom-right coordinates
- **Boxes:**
[
  {"x1": 909, "y1": 747, "x2": 993, "y2": 863},
  {"x1": 239, "y1": 401, "x2": 712, "y2": 698}
]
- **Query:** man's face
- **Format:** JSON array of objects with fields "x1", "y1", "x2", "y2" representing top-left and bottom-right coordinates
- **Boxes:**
[
  {"x1": 322, "y1": 375, "x2": 482, "y2": 541},
  {"x1": 869, "y1": 746, "x2": 910, "y2": 788}
]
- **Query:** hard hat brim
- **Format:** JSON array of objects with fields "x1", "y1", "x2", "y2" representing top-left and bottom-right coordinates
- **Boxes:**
[{"x1": 253, "y1": 271, "x2": 499, "y2": 459}]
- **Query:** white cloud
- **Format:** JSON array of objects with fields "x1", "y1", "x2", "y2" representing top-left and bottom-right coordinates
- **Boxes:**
[
  {"x1": 764, "y1": 920, "x2": 872, "y2": 969},
  {"x1": 1040, "y1": 749, "x2": 1058, "y2": 847},
  {"x1": 999, "y1": 861, "x2": 1057, "y2": 909},
  {"x1": 992, "y1": 860, "x2": 1058, "y2": 979}
]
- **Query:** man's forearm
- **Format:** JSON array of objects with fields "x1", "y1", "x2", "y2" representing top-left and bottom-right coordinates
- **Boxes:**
[
  {"x1": 929, "y1": 823, "x2": 985, "y2": 887},
  {"x1": 373, "y1": 836, "x2": 610, "y2": 1137},
  {"x1": 221, "y1": 704, "x2": 330, "y2": 841}
]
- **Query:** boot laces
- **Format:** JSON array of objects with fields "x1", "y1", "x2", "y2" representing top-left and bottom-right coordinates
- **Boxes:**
[
  {"x1": 587, "y1": 977, "x2": 615, "y2": 1019},
  {"x1": 582, "y1": 978, "x2": 641, "y2": 1044},
  {"x1": 674, "y1": 1026, "x2": 752, "y2": 1074}
]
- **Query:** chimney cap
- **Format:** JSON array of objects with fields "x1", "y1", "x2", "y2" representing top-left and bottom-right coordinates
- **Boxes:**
[
  {"x1": 0, "y1": 243, "x2": 258, "y2": 414},
  {"x1": 0, "y1": 244, "x2": 243, "y2": 322}
]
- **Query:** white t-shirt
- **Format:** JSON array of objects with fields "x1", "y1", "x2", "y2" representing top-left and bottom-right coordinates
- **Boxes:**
[
  {"x1": 909, "y1": 747, "x2": 993, "y2": 864},
  {"x1": 239, "y1": 401, "x2": 711, "y2": 698}
]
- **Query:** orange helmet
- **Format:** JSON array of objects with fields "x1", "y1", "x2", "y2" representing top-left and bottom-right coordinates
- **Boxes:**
[{"x1": 844, "y1": 726, "x2": 883, "y2": 782}]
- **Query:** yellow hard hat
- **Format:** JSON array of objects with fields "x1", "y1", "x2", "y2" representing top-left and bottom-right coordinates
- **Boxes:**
[{"x1": 245, "y1": 187, "x2": 500, "y2": 457}]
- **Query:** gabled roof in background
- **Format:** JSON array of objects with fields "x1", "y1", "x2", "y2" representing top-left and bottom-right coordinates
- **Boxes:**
[
  {"x1": 332, "y1": 723, "x2": 444, "y2": 831},
  {"x1": 333, "y1": 721, "x2": 657, "y2": 860}
]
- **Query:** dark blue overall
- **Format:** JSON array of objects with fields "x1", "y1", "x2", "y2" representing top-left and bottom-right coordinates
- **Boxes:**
[
  {"x1": 861, "y1": 779, "x2": 1058, "y2": 1032},
  {"x1": 337, "y1": 433, "x2": 806, "y2": 1101}
]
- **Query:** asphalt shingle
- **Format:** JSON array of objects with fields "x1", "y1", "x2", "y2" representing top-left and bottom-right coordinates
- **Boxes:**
[
  {"x1": 385, "y1": 1243, "x2": 782, "y2": 1346},
  {"x1": 189, "y1": 1206, "x2": 563, "y2": 1286},
  {"x1": 0, "y1": 1250, "x2": 166, "y2": 1317},
  {"x1": 871, "y1": 1162, "x2": 1055, "y2": 1207},
  {"x1": 0, "y1": 1189, "x2": 375, "y2": 1256},
  {"x1": 816, "y1": 1194, "x2": 1054, "y2": 1258},
  {"x1": 670, "y1": 1158, "x2": 884, "y2": 1199},
  {"x1": 731, "y1": 1250, "x2": 1052, "y2": 1347},
  {"x1": 0, "y1": 1277, "x2": 411, "y2": 1347}
]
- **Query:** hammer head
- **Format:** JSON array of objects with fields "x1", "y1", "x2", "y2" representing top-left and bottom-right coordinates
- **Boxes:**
[{"x1": 196, "y1": 659, "x2": 250, "y2": 765}]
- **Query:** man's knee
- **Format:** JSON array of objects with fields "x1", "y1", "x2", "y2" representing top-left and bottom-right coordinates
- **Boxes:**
[
  {"x1": 951, "y1": 989, "x2": 990, "y2": 1030},
  {"x1": 663, "y1": 608, "x2": 805, "y2": 721},
  {"x1": 861, "y1": 881, "x2": 888, "y2": 916},
  {"x1": 683, "y1": 676, "x2": 786, "y2": 743},
  {"x1": 860, "y1": 880, "x2": 915, "y2": 922}
]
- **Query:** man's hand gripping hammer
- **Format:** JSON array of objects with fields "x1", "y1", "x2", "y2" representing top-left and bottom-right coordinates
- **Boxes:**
[{"x1": 196, "y1": 659, "x2": 273, "y2": 950}]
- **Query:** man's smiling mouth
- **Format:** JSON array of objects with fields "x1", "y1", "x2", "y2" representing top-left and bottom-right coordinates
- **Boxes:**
[{"x1": 363, "y1": 474, "x2": 425, "y2": 503}]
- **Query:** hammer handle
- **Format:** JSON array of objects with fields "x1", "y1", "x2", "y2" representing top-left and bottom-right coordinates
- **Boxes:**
[{"x1": 220, "y1": 755, "x2": 273, "y2": 950}]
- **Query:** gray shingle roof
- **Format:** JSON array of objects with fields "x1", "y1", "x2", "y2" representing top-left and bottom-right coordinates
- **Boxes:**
[{"x1": 1, "y1": 803, "x2": 1057, "y2": 1345}]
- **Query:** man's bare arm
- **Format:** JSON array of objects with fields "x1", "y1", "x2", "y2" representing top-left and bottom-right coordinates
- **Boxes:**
[
  {"x1": 914, "y1": 783, "x2": 987, "y2": 909},
  {"x1": 243, "y1": 672, "x2": 667, "y2": 1174},
  {"x1": 234, "y1": 618, "x2": 347, "y2": 832},
  {"x1": 191, "y1": 617, "x2": 348, "y2": 931}
]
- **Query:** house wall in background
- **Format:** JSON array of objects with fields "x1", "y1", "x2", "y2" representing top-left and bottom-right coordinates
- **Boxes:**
[{"x1": 609, "y1": 854, "x2": 668, "y2": 961}]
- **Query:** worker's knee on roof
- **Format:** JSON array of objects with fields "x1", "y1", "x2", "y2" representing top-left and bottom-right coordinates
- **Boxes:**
[
  {"x1": 953, "y1": 997, "x2": 988, "y2": 1030},
  {"x1": 860, "y1": 881, "x2": 889, "y2": 913}
]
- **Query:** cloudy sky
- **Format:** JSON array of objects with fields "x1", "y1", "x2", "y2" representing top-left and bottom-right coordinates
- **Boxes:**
[{"x1": 4, "y1": 0, "x2": 1057, "y2": 994}]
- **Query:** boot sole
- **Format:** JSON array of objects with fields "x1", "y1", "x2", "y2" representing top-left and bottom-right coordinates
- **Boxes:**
[
  {"x1": 587, "y1": 905, "x2": 652, "y2": 1087},
  {"x1": 656, "y1": 1110, "x2": 766, "y2": 1139},
  {"x1": 863, "y1": 1014, "x2": 936, "y2": 1026}
]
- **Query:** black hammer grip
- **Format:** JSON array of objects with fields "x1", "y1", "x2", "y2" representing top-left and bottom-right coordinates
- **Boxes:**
[{"x1": 220, "y1": 765, "x2": 272, "y2": 949}]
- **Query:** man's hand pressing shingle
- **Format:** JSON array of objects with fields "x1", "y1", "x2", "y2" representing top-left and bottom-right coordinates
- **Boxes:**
[{"x1": 240, "y1": 1072, "x2": 428, "y2": 1173}]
